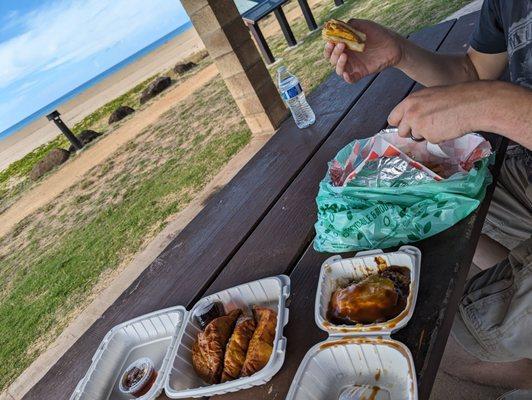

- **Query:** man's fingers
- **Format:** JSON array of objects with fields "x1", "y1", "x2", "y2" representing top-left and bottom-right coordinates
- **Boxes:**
[
  {"x1": 388, "y1": 100, "x2": 405, "y2": 127},
  {"x1": 323, "y1": 42, "x2": 334, "y2": 59},
  {"x1": 343, "y1": 72, "x2": 354, "y2": 84},
  {"x1": 336, "y1": 53, "x2": 347, "y2": 76},
  {"x1": 397, "y1": 119, "x2": 412, "y2": 139},
  {"x1": 329, "y1": 42, "x2": 346, "y2": 66}
]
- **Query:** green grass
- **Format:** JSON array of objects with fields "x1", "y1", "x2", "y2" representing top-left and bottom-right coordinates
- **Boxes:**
[
  {"x1": 0, "y1": 0, "x2": 470, "y2": 392},
  {"x1": 0, "y1": 129, "x2": 249, "y2": 389},
  {"x1": 0, "y1": 77, "x2": 249, "y2": 390}
]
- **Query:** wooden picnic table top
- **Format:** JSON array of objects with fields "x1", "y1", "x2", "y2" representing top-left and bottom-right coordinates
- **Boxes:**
[{"x1": 23, "y1": 11, "x2": 508, "y2": 400}]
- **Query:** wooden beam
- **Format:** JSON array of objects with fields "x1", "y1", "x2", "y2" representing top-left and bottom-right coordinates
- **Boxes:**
[{"x1": 181, "y1": 0, "x2": 288, "y2": 135}]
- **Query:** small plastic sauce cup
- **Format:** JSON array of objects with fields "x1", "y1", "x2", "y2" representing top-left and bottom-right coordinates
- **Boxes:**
[{"x1": 118, "y1": 357, "x2": 158, "y2": 398}]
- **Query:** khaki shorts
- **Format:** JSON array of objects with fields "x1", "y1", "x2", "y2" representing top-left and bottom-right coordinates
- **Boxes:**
[
  {"x1": 452, "y1": 237, "x2": 532, "y2": 362},
  {"x1": 482, "y1": 145, "x2": 532, "y2": 249},
  {"x1": 453, "y1": 146, "x2": 532, "y2": 362}
]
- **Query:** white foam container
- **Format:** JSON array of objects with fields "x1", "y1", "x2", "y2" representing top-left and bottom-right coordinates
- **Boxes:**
[
  {"x1": 165, "y1": 275, "x2": 290, "y2": 398},
  {"x1": 70, "y1": 306, "x2": 186, "y2": 400},
  {"x1": 71, "y1": 275, "x2": 290, "y2": 400},
  {"x1": 286, "y1": 246, "x2": 421, "y2": 400}
]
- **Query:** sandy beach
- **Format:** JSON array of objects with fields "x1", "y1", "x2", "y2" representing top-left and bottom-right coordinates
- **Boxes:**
[{"x1": 0, "y1": 26, "x2": 205, "y2": 171}]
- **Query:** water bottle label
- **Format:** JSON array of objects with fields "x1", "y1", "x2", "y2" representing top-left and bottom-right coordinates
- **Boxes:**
[{"x1": 281, "y1": 83, "x2": 302, "y2": 100}]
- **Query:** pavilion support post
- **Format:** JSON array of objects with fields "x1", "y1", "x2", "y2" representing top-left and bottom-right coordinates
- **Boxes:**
[{"x1": 181, "y1": 0, "x2": 288, "y2": 135}]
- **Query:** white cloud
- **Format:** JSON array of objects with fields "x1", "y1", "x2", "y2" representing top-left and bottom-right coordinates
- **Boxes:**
[{"x1": 0, "y1": 0, "x2": 187, "y2": 89}]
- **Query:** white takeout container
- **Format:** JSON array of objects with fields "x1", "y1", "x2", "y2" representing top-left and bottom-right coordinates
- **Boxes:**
[
  {"x1": 70, "y1": 306, "x2": 185, "y2": 400},
  {"x1": 165, "y1": 275, "x2": 290, "y2": 398},
  {"x1": 286, "y1": 246, "x2": 421, "y2": 400},
  {"x1": 71, "y1": 275, "x2": 290, "y2": 400}
]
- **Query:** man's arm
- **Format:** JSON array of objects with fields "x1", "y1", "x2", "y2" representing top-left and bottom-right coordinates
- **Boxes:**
[
  {"x1": 396, "y1": 41, "x2": 508, "y2": 86},
  {"x1": 480, "y1": 82, "x2": 532, "y2": 148},
  {"x1": 387, "y1": 81, "x2": 532, "y2": 149},
  {"x1": 325, "y1": 20, "x2": 508, "y2": 86}
]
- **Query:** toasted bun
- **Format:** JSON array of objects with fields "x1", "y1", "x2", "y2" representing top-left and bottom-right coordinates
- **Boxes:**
[{"x1": 322, "y1": 19, "x2": 366, "y2": 52}]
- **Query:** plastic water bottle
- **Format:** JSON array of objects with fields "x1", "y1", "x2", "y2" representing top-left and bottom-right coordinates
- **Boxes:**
[{"x1": 277, "y1": 66, "x2": 315, "y2": 128}]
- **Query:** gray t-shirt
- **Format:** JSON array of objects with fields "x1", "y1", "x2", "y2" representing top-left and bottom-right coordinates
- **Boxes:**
[{"x1": 471, "y1": 0, "x2": 532, "y2": 88}]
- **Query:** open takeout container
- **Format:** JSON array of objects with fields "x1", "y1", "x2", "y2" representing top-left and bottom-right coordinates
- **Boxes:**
[
  {"x1": 71, "y1": 275, "x2": 290, "y2": 400},
  {"x1": 286, "y1": 246, "x2": 421, "y2": 400}
]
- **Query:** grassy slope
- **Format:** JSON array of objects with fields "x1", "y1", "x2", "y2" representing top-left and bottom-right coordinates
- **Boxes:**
[
  {"x1": 0, "y1": 50, "x2": 210, "y2": 211},
  {"x1": 0, "y1": 0, "x2": 470, "y2": 392},
  {"x1": 0, "y1": 78, "x2": 249, "y2": 389}
]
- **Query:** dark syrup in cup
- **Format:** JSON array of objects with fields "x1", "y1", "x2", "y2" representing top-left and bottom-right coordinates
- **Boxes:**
[{"x1": 119, "y1": 357, "x2": 158, "y2": 398}]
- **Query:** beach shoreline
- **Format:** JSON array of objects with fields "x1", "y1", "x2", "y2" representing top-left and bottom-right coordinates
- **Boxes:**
[{"x1": 0, "y1": 26, "x2": 204, "y2": 171}]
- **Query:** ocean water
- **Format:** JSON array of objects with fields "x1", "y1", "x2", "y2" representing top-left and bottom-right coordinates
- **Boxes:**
[{"x1": 0, "y1": 21, "x2": 192, "y2": 142}]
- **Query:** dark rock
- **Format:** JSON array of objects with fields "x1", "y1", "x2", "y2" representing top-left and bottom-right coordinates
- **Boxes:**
[
  {"x1": 68, "y1": 130, "x2": 102, "y2": 152},
  {"x1": 108, "y1": 106, "x2": 135, "y2": 124},
  {"x1": 173, "y1": 61, "x2": 197, "y2": 75},
  {"x1": 139, "y1": 76, "x2": 172, "y2": 104},
  {"x1": 30, "y1": 148, "x2": 70, "y2": 181}
]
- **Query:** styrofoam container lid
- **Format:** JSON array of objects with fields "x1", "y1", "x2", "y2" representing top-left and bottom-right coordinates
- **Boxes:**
[
  {"x1": 286, "y1": 246, "x2": 421, "y2": 400},
  {"x1": 285, "y1": 337, "x2": 417, "y2": 400},
  {"x1": 315, "y1": 245, "x2": 421, "y2": 336},
  {"x1": 70, "y1": 306, "x2": 186, "y2": 400},
  {"x1": 164, "y1": 275, "x2": 290, "y2": 398}
]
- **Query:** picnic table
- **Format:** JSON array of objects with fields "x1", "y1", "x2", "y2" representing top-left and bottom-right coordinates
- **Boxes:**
[{"x1": 24, "y1": 11, "x2": 508, "y2": 400}]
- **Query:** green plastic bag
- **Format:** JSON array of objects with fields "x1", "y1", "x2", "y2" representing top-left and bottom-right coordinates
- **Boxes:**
[{"x1": 314, "y1": 137, "x2": 493, "y2": 253}]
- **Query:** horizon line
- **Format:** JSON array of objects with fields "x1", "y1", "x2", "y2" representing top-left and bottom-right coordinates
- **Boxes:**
[{"x1": 0, "y1": 20, "x2": 193, "y2": 142}]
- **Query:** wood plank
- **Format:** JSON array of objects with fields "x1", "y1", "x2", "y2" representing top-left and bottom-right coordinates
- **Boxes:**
[
  {"x1": 158, "y1": 22, "x2": 452, "y2": 400},
  {"x1": 23, "y1": 44, "x2": 377, "y2": 400}
]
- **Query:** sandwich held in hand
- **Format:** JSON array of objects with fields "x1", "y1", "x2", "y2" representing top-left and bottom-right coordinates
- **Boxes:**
[{"x1": 322, "y1": 19, "x2": 366, "y2": 52}]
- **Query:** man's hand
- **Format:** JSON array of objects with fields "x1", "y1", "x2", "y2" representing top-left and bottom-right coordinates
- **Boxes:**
[
  {"x1": 388, "y1": 81, "x2": 532, "y2": 149},
  {"x1": 324, "y1": 19, "x2": 404, "y2": 83},
  {"x1": 388, "y1": 83, "x2": 486, "y2": 143}
]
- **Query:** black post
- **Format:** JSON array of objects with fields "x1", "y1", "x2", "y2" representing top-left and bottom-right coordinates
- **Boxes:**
[
  {"x1": 274, "y1": 7, "x2": 297, "y2": 47},
  {"x1": 334, "y1": 0, "x2": 345, "y2": 6},
  {"x1": 297, "y1": 0, "x2": 318, "y2": 31},
  {"x1": 246, "y1": 21, "x2": 276, "y2": 64},
  {"x1": 46, "y1": 110, "x2": 83, "y2": 150}
]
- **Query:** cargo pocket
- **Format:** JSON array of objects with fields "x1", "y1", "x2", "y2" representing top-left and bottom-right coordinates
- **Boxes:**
[{"x1": 460, "y1": 277, "x2": 514, "y2": 353}]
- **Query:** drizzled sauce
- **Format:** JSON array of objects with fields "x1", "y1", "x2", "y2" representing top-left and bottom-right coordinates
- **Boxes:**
[
  {"x1": 374, "y1": 369, "x2": 381, "y2": 381},
  {"x1": 367, "y1": 386, "x2": 381, "y2": 400}
]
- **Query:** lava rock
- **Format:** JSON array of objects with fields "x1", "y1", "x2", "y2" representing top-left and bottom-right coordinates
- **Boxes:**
[
  {"x1": 173, "y1": 61, "x2": 197, "y2": 75},
  {"x1": 108, "y1": 106, "x2": 135, "y2": 124},
  {"x1": 68, "y1": 130, "x2": 102, "y2": 152},
  {"x1": 139, "y1": 76, "x2": 172, "y2": 104},
  {"x1": 30, "y1": 148, "x2": 70, "y2": 180}
]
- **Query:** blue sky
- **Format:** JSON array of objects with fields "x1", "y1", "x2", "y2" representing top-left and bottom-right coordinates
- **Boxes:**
[{"x1": 0, "y1": 0, "x2": 190, "y2": 133}]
